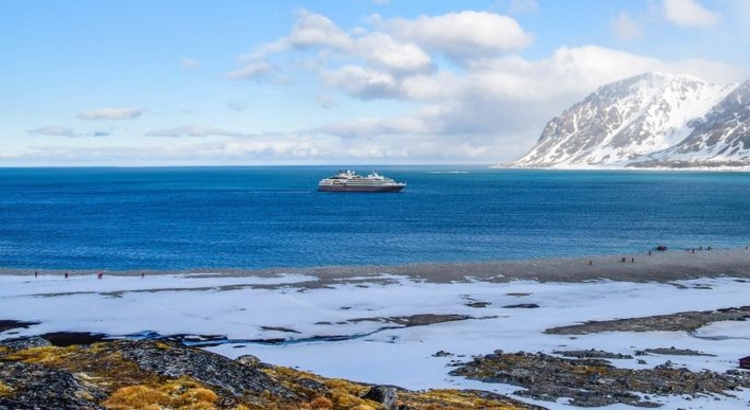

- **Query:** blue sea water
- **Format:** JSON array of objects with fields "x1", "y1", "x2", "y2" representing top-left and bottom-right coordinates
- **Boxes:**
[{"x1": 0, "y1": 166, "x2": 749, "y2": 270}]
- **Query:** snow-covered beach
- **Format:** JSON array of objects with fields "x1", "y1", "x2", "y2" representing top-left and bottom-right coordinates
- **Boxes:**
[{"x1": 2, "y1": 249, "x2": 750, "y2": 409}]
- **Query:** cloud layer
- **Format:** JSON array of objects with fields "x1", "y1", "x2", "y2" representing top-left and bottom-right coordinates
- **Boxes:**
[
  {"x1": 11, "y1": 2, "x2": 749, "y2": 165},
  {"x1": 663, "y1": 0, "x2": 719, "y2": 27},
  {"x1": 216, "y1": 8, "x2": 746, "y2": 163},
  {"x1": 78, "y1": 108, "x2": 145, "y2": 121}
]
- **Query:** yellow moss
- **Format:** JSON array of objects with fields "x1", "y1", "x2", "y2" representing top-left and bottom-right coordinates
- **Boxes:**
[
  {"x1": 399, "y1": 389, "x2": 529, "y2": 410},
  {"x1": 174, "y1": 387, "x2": 218, "y2": 406},
  {"x1": 0, "y1": 382, "x2": 14, "y2": 397},
  {"x1": 155, "y1": 341, "x2": 172, "y2": 350},
  {"x1": 103, "y1": 377, "x2": 219, "y2": 410},
  {"x1": 330, "y1": 390, "x2": 365, "y2": 408},
  {"x1": 309, "y1": 396, "x2": 333, "y2": 409},
  {"x1": 348, "y1": 405, "x2": 376, "y2": 410},
  {"x1": 322, "y1": 379, "x2": 349, "y2": 389},
  {"x1": 104, "y1": 385, "x2": 172, "y2": 409},
  {"x1": 6, "y1": 345, "x2": 79, "y2": 365}
]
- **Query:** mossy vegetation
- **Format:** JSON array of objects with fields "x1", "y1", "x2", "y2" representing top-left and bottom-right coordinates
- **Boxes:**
[
  {"x1": 0, "y1": 381, "x2": 14, "y2": 397},
  {"x1": 103, "y1": 377, "x2": 219, "y2": 409},
  {"x1": 0, "y1": 339, "x2": 539, "y2": 410}
]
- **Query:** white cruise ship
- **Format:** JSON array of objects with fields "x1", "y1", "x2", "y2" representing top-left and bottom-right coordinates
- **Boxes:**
[{"x1": 318, "y1": 170, "x2": 406, "y2": 192}]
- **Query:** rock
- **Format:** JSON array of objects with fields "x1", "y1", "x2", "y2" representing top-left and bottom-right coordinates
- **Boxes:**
[
  {"x1": 546, "y1": 306, "x2": 750, "y2": 335},
  {"x1": 503, "y1": 303, "x2": 540, "y2": 309},
  {"x1": 362, "y1": 385, "x2": 398, "y2": 410},
  {"x1": 389, "y1": 314, "x2": 472, "y2": 327},
  {"x1": 39, "y1": 331, "x2": 108, "y2": 346},
  {"x1": 637, "y1": 347, "x2": 715, "y2": 357},
  {"x1": 0, "y1": 361, "x2": 106, "y2": 409},
  {"x1": 111, "y1": 340, "x2": 301, "y2": 400},
  {"x1": 0, "y1": 336, "x2": 542, "y2": 410},
  {"x1": 236, "y1": 354, "x2": 260, "y2": 367},
  {"x1": 0, "y1": 320, "x2": 39, "y2": 333},
  {"x1": 0, "y1": 336, "x2": 52, "y2": 350},
  {"x1": 432, "y1": 350, "x2": 453, "y2": 357},
  {"x1": 450, "y1": 350, "x2": 750, "y2": 407},
  {"x1": 553, "y1": 349, "x2": 633, "y2": 359}
]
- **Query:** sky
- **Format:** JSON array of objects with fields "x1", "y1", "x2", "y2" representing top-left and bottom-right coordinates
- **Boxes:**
[{"x1": 2, "y1": 0, "x2": 750, "y2": 166}]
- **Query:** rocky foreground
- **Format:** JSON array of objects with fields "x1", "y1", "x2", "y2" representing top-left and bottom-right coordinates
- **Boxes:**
[
  {"x1": 0, "y1": 335, "x2": 541, "y2": 410},
  {"x1": 449, "y1": 305, "x2": 750, "y2": 408},
  {"x1": 450, "y1": 350, "x2": 750, "y2": 408}
]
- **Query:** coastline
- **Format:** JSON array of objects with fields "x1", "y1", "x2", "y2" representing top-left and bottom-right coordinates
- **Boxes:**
[
  {"x1": 3, "y1": 246, "x2": 749, "y2": 285},
  {"x1": 2, "y1": 249, "x2": 750, "y2": 409}
]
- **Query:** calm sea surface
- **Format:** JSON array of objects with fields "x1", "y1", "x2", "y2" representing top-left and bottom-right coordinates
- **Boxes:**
[{"x1": 1, "y1": 166, "x2": 748, "y2": 270}]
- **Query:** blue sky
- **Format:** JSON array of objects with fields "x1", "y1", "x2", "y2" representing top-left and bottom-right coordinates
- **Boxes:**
[{"x1": 2, "y1": 0, "x2": 749, "y2": 165}]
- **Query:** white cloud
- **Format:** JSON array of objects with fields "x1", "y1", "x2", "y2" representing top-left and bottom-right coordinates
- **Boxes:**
[
  {"x1": 612, "y1": 13, "x2": 642, "y2": 40},
  {"x1": 78, "y1": 108, "x2": 145, "y2": 120},
  {"x1": 315, "y1": 116, "x2": 433, "y2": 138},
  {"x1": 144, "y1": 124, "x2": 249, "y2": 138},
  {"x1": 217, "y1": 10, "x2": 745, "y2": 164},
  {"x1": 309, "y1": 44, "x2": 745, "y2": 162},
  {"x1": 288, "y1": 10, "x2": 353, "y2": 50},
  {"x1": 388, "y1": 11, "x2": 533, "y2": 62},
  {"x1": 27, "y1": 125, "x2": 78, "y2": 138},
  {"x1": 180, "y1": 58, "x2": 200, "y2": 69},
  {"x1": 662, "y1": 0, "x2": 719, "y2": 27},
  {"x1": 229, "y1": 10, "x2": 529, "y2": 81},
  {"x1": 357, "y1": 32, "x2": 432, "y2": 72},
  {"x1": 322, "y1": 65, "x2": 399, "y2": 99},
  {"x1": 225, "y1": 61, "x2": 276, "y2": 80}
]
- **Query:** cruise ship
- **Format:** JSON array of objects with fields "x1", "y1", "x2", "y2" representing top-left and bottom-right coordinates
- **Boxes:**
[{"x1": 318, "y1": 170, "x2": 406, "y2": 192}]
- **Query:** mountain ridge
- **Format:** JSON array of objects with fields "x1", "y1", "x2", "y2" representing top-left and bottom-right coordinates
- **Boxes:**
[{"x1": 507, "y1": 72, "x2": 750, "y2": 169}]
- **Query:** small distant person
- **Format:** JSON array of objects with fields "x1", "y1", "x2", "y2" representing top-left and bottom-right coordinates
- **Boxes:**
[
  {"x1": 97, "y1": 272, "x2": 103, "y2": 279},
  {"x1": 588, "y1": 259, "x2": 593, "y2": 266},
  {"x1": 64, "y1": 272, "x2": 69, "y2": 279},
  {"x1": 648, "y1": 251, "x2": 651, "y2": 256},
  {"x1": 34, "y1": 271, "x2": 38, "y2": 278},
  {"x1": 631, "y1": 257, "x2": 634, "y2": 263},
  {"x1": 141, "y1": 272, "x2": 145, "y2": 278}
]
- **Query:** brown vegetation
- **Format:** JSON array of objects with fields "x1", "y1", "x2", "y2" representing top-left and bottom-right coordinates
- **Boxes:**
[{"x1": 0, "y1": 338, "x2": 540, "y2": 410}]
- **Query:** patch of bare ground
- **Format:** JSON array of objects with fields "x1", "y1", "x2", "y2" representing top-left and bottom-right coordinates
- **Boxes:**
[
  {"x1": 545, "y1": 306, "x2": 750, "y2": 335},
  {"x1": 7, "y1": 247, "x2": 750, "y2": 285},
  {"x1": 450, "y1": 350, "x2": 750, "y2": 408}
]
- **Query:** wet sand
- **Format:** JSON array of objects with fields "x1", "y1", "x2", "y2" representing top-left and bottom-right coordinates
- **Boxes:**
[{"x1": 3, "y1": 247, "x2": 750, "y2": 285}]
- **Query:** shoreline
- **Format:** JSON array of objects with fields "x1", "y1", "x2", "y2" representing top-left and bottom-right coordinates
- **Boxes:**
[{"x1": 2, "y1": 246, "x2": 749, "y2": 284}]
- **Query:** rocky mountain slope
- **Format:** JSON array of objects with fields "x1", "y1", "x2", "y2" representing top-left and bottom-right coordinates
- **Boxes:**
[{"x1": 509, "y1": 72, "x2": 750, "y2": 169}]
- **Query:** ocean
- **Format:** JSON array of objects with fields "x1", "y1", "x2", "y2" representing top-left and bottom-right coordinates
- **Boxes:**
[{"x1": 1, "y1": 166, "x2": 749, "y2": 270}]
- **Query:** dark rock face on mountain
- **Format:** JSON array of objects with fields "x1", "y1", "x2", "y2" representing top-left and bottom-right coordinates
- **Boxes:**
[
  {"x1": 634, "y1": 80, "x2": 750, "y2": 168},
  {"x1": 509, "y1": 73, "x2": 750, "y2": 169},
  {"x1": 0, "y1": 336, "x2": 542, "y2": 410}
]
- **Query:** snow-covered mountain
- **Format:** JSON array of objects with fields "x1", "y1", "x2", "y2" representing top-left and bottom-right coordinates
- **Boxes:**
[{"x1": 509, "y1": 72, "x2": 750, "y2": 169}]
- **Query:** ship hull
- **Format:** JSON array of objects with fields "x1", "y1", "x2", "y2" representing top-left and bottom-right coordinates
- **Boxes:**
[{"x1": 318, "y1": 184, "x2": 404, "y2": 193}]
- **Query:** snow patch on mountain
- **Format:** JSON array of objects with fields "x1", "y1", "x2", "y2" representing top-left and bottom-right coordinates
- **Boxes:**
[{"x1": 507, "y1": 72, "x2": 749, "y2": 169}]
